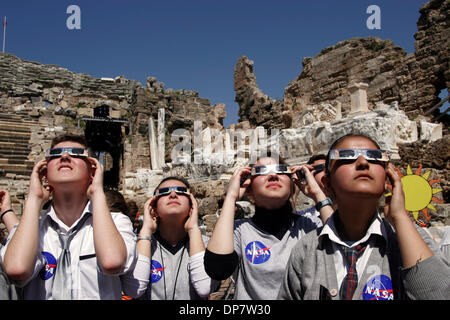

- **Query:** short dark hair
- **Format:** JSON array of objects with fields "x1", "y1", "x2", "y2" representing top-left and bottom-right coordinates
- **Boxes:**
[
  {"x1": 325, "y1": 133, "x2": 381, "y2": 175},
  {"x1": 250, "y1": 151, "x2": 288, "y2": 167},
  {"x1": 127, "y1": 200, "x2": 139, "y2": 218},
  {"x1": 51, "y1": 134, "x2": 88, "y2": 148},
  {"x1": 155, "y1": 176, "x2": 191, "y2": 190},
  {"x1": 104, "y1": 189, "x2": 129, "y2": 215},
  {"x1": 307, "y1": 154, "x2": 327, "y2": 165}
]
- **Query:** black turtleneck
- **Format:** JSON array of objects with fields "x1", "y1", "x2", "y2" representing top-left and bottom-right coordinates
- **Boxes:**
[
  {"x1": 204, "y1": 202, "x2": 296, "y2": 280},
  {"x1": 251, "y1": 202, "x2": 296, "y2": 241}
]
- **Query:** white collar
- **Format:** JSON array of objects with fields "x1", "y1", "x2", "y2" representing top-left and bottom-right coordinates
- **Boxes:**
[
  {"x1": 318, "y1": 211, "x2": 388, "y2": 249},
  {"x1": 45, "y1": 201, "x2": 92, "y2": 233}
]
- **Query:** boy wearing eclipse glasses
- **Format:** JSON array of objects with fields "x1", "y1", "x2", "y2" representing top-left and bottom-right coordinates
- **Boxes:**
[
  {"x1": 1, "y1": 134, "x2": 136, "y2": 300},
  {"x1": 279, "y1": 134, "x2": 449, "y2": 300}
]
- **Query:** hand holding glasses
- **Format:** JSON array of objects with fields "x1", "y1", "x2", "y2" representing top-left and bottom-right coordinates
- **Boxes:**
[{"x1": 296, "y1": 163, "x2": 325, "y2": 181}]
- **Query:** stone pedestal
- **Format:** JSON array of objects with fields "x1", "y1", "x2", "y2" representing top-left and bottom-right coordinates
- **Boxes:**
[{"x1": 348, "y1": 82, "x2": 369, "y2": 114}]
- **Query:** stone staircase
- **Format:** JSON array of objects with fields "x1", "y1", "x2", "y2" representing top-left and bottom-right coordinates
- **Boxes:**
[{"x1": 0, "y1": 112, "x2": 38, "y2": 178}]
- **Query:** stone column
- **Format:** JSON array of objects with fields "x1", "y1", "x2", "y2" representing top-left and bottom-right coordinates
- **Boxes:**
[
  {"x1": 348, "y1": 83, "x2": 369, "y2": 114},
  {"x1": 249, "y1": 126, "x2": 266, "y2": 164},
  {"x1": 224, "y1": 129, "x2": 235, "y2": 165},
  {"x1": 193, "y1": 120, "x2": 202, "y2": 164},
  {"x1": 148, "y1": 117, "x2": 159, "y2": 170},
  {"x1": 335, "y1": 100, "x2": 342, "y2": 120},
  {"x1": 157, "y1": 108, "x2": 165, "y2": 168},
  {"x1": 210, "y1": 128, "x2": 225, "y2": 164},
  {"x1": 202, "y1": 127, "x2": 212, "y2": 164}
]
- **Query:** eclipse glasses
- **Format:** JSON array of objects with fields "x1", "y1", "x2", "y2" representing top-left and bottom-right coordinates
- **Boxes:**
[
  {"x1": 45, "y1": 147, "x2": 89, "y2": 160},
  {"x1": 328, "y1": 148, "x2": 389, "y2": 170},
  {"x1": 153, "y1": 186, "x2": 190, "y2": 197},
  {"x1": 250, "y1": 164, "x2": 291, "y2": 177}
]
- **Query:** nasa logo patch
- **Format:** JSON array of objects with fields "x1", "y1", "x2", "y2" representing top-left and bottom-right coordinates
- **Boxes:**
[
  {"x1": 245, "y1": 241, "x2": 271, "y2": 264},
  {"x1": 40, "y1": 251, "x2": 57, "y2": 280},
  {"x1": 151, "y1": 260, "x2": 165, "y2": 283},
  {"x1": 362, "y1": 275, "x2": 394, "y2": 300}
]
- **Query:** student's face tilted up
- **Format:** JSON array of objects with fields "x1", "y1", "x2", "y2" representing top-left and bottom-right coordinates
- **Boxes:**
[
  {"x1": 155, "y1": 180, "x2": 191, "y2": 221},
  {"x1": 248, "y1": 157, "x2": 292, "y2": 210},
  {"x1": 45, "y1": 141, "x2": 92, "y2": 188},
  {"x1": 326, "y1": 136, "x2": 386, "y2": 201}
]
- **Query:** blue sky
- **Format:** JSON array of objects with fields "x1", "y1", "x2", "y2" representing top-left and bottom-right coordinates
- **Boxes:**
[{"x1": 1, "y1": 0, "x2": 437, "y2": 127}]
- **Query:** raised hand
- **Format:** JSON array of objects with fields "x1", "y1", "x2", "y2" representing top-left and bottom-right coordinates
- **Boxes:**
[
  {"x1": 184, "y1": 193, "x2": 199, "y2": 233},
  {"x1": 0, "y1": 189, "x2": 12, "y2": 213},
  {"x1": 29, "y1": 159, "x2": 52, "y2": 204},
  {"x1": 86, "y1": 157, "x2": 104, "y2": 199},
  {"x1": 227, "y1": 166, "x2": 252, "y2": 201},
  {"x1": 291, "y1": 165, "x2": 326, "y2": 202},
  {"x1": 384, "y1": 163, "x2": 408, "y2": 226},
  {"x1": 141, "y1": 196, "x2": 158, "y2": 235}
]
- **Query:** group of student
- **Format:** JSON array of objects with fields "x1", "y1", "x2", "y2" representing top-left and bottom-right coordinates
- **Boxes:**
[{"x1": 0, "y1": 132, "x2": 449, "y2": 300}]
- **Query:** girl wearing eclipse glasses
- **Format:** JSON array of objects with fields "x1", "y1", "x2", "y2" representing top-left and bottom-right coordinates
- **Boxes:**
[
  {"x1": 204, "y1": 153, "x2": 333, "y2": 300},
  {"x1": 126, "y1": 176, "x2": 219, "y2": 300}
]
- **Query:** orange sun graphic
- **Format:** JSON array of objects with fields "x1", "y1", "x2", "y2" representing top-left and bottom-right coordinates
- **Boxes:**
[{"x1": 386, "y1": 164, "x2": 443, "y2": 226}]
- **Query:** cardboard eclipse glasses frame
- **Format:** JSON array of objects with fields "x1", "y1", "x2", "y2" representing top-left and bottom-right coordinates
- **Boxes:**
[
  {"x1": 45, "y1": 147, "x2": 89, "y2": 160},
  {"x1": 328, "y1": 148, "x2": 389, "y2": 170},
  {"x1": 250, "y1": 164, "x2": 291, "y2": 176},
  {"x1": 153, "y1": 186, "x2": 190, "y2": 197}
]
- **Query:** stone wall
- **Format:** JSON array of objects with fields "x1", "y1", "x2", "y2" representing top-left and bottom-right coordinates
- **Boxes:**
[
  {"x1": 234, "y1": 56, "x2": 291, "y2": 129},
  {"x1": 234, "y1": 0, "x2": 449, "y2": 128},
  {"x1": 412, "y1": 0, "x2": 450, "y2": 118},
  {"x1": 284, "y1": 37, "x2": 411, "y2": 125}
]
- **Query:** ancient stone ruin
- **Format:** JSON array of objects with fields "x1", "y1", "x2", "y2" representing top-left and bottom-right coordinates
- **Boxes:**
[
  {"x1": 0, "y1": 0, "x2": 448, "y2": 240},
  {"x1": 236, "y1": 1, "x2": 449, "y2": 128}
]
